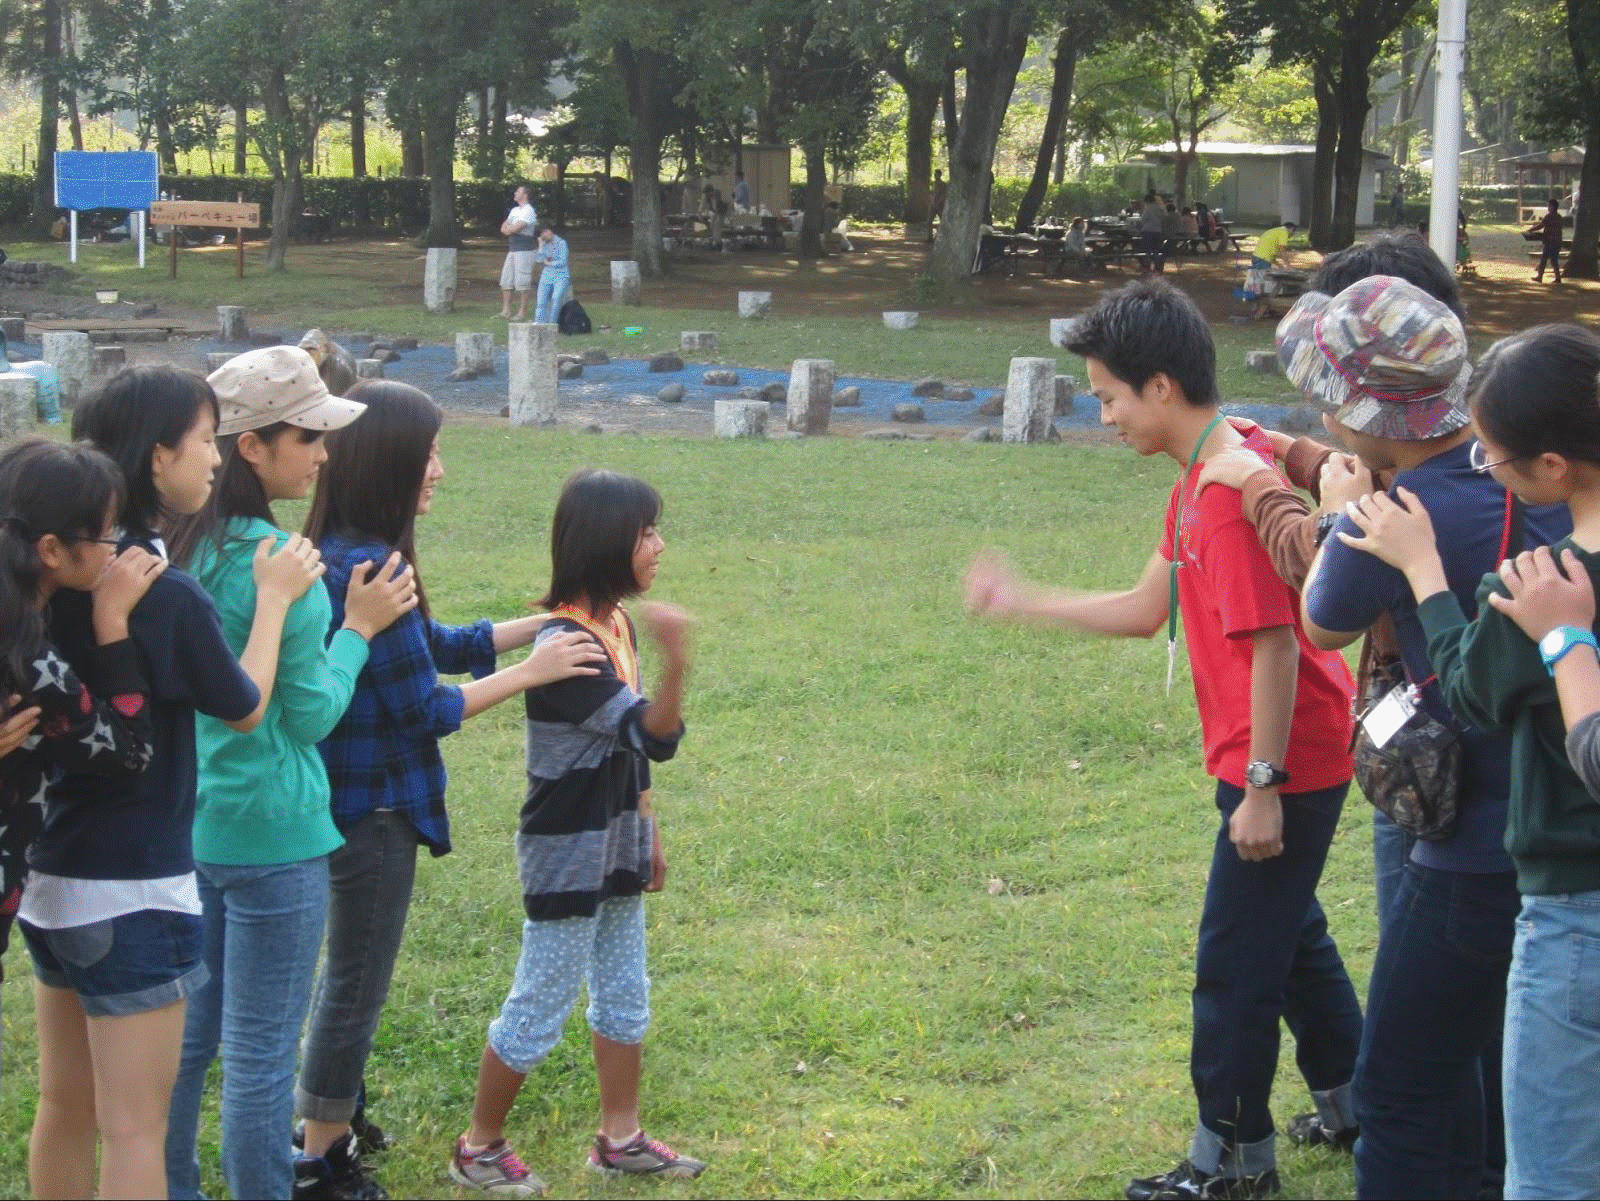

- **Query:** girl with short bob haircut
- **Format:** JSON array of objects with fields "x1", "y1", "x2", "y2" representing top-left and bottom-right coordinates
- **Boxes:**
[
  {"x1": 1342, "y1": 323, "x2": 1600, "y2": 1199},
  {"x1": 161, "y1": 347, "x2": 418, "y2": 1201},
  {"x1": 293, "y1": 382, "x2": 604, "y2": 1200},
  {"x1": 446, "y1": 468, "x2": 703, "y2": 1197},
  {"x1": 22, "y1": 367, "x2": 323, "y2": 1199},
  {"x1": 0, "y1": 438, "x2": 164, "y2": 1082}
]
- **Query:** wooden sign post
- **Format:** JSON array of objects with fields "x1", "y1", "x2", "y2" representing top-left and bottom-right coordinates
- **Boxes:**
[{"x1": 149, "y1": 200, "x2": 261, "y2": 280}]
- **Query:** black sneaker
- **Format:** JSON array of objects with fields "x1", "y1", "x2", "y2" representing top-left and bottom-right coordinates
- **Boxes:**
[
  {"x1": 1285, "y1": 1112, "x2": 1357, "y2": 1152},
  {"x1": 293, "y1": 1131, "x2": 390, "y2": 1200},
  {"x1": 293, "y1": 1111, "x2": 393, "y2": 1157},
  {"x1": 1126, "y1": 1159, "x2": 1282, "y2": 1200}
]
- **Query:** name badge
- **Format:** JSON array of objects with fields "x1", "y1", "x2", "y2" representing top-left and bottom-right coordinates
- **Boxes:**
[{"x1": 1361, "y1": 685, "x2": 1418, "y2": 749}]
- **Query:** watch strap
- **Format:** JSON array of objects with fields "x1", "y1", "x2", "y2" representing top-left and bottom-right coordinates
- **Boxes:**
[{"x1": 1541, "y1": 626, "x2": 1599, "y2": 675}]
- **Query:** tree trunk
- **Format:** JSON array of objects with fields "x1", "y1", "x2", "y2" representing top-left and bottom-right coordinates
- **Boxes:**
[
  {"x1": 1565, "y1": 0, "x2": 1600, "y2": 277},
  {"x1": 885, "y1": 53, "x2": 941, "y2": 226},
  {"x1": 799, "y1": 136, "x2": 827, "y2": 258},
  {"x1": 1330, "y1": 49, "x2": 1372, "y2": 250},
  {"x1": 32, "y1": 0, "x2": 60, "y2": 225},
  {"x1": 617, "y1": 40, "x2": 668, "y2": 276},
  {"x1": 66, "y1": 89, "x2": 83, "y2": 152},
  {"x1": 350, "y1": 82, "x2": 367, "y2": 177},
  {"x1": 233, "y1": 99, "x2": 248, "y2": 174},
  {"x1": 422, "y1": 98, "x2": 459, "y2": 247},
  {"x1": 259, "y1": 68, "x2": 300, "y2": 271},
  {"x1": 397, "y1": 97, "x2": 425, "y2": 176},
  {"x1": 1052, "y1": 122, "x2": 1066, "y2": 185},
  {"x1": 941, "y1": 71, "x2": 959, "y2": 150},
  {"x1": 490, "y1": 84, "x2": 509, "y2": 180},
  {"x1": 1013, "y1": 29, "x2": 1078, "y2": 231},
  {"x1": 156, "y1": 113, "x2": 176, "y2": 175},
  {"x1": 1308, "y1": 68, "x2": 1338, "y2": 249},
  {"x1": 927, "y1": 4, "x2": 1034, "y2": 283}
]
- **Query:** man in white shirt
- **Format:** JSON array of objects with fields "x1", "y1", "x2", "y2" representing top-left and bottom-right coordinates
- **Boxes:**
[{"x1": 499, "y1": 184, "x2": 538, "y2": 320}]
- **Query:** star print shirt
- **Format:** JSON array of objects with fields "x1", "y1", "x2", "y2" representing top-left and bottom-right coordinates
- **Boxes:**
[{"x1": 0, "y1": 636, "x2": 153, "y2": 963}]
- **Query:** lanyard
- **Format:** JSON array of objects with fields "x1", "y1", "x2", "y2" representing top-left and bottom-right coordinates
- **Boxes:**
[{"x1": 1166, "y1": 412, "x2": 1226, "y2": 693}]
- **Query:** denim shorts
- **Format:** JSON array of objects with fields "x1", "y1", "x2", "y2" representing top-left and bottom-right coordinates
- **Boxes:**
[{"x1": 22, "y1": 908, "x2": 207, "y2": 1017}]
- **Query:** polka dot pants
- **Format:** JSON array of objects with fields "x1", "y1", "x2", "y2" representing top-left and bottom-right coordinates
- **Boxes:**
[{"x1": 487, "y1": 896, "x2": 649, "y2": 1073}]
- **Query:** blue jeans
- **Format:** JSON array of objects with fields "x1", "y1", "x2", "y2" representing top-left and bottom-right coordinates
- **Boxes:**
[
  {"x1": 534, "y1": 270, "x2": 569, "y2": 325},
  {"x1": 1502, "y1": 890, "x2": 1600, "y2": 1199},
  {"x1": 1189, "y1": 781, "x2": 1363, "y2": 1177},
  {"x1": 1352, "y1": 864, "x2": 1518, "y2": 1199},
  {"x1": 1534, "y1": 245, "x2": 1563, "y2": 281},
  {"x1": 1372, "y1": 810, "x2": 1415, "y2": 929},
  {"x1": 166, "y1": 857, "x2": 329, "y2": 1201}
]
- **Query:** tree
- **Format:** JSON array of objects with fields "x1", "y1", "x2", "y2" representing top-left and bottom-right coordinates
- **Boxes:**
[
  {"x1": 1522, "y1": 0, "x2": 1600, "y2": 278},
  {"x1": 0, "y1": 0, "x2": 67, "y2": 224},
  {"x1": 1218, "y1": 62, "x2": 1320, "y2": 143}
]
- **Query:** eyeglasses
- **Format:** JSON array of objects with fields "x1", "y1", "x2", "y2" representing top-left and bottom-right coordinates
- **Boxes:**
[
  {"x1": 1469, "y1": 441, "x2": 1518, "y2": 474},
  {"x1": 73, "y1": 527, "x2": 126, "y2": 547}
]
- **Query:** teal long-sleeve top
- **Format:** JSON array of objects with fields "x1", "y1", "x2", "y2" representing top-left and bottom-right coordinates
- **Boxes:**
[
  {"x1": 189, "y1": 516, "x2": 368, "y2": 865},
  {"x1": 1417, "y1": 535, "x2": 1600, "y2": 897}
]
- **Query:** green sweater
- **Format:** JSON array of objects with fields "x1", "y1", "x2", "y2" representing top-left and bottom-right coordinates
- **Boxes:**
[
  {"x1": 1418, "y1": 535, "x2": 1600, "y2": 896},
  {"x1": 190, "y1": 516, "x2": 368, "y2": 866}
]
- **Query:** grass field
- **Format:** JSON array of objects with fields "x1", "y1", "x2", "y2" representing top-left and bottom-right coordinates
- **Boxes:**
[{"x1": 0, "y1": 427, "x2": 1375, "y2": 1198}]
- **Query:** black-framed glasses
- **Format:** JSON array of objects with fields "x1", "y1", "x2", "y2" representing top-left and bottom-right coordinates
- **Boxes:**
[
  {"x1": 72, "y1": 527, "x2": 126, "y2": 547},
  {"x1": 1469, "y1": 440, "x2": 1517, "y2": 474}
]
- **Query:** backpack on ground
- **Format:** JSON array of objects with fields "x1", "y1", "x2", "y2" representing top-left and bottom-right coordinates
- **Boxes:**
[{"x1": 558, "y1": 298, "x2": 591, "y2": 335}]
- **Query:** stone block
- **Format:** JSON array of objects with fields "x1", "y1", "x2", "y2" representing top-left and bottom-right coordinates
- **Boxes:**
[
  {"x1": 786, "y1": 358, "x2": 834, "y2": 435},
  {"x1": 1048, "y1": 317, "x2": 1083, "y2": 349},
  {"x1": 610, "y1": 260, "x2": 642, "y2": 306},
  {"x1": 715, "y1": 400, "x2": 768, "y2": 439},
  {"x1": 0, "y1": 318, "x2": 24, "y2": 345},
  {"x1": 559, "y1": 361, "x2": 584, "y2": 380},
  {"x1": 882, "y1": 311, "x2": 919, "y2": 330},
  {"x1": 648, "y1": 352, "x2": 684, "y2": 373},
  {"x1": 91, "y1": 346, "x2": 126, "y2": 375},
  {"x1": 508, "y1": 322, "x2": 559, "y2": 426},
  {"x1": 423, "y1": 247, "x2": 457, "y2": 313},
  {"x1": 680, "y1": 331, "x2": 719, "y2": 351},
  {"x1": 1054, "y1": 375, "x2": 1078, "y2": 416},
  {"x1": 217, "y1": 305, "x2": 249, "y2": 342},
  {"x1": 833, "y1": 386, "x2": 862, "y2": 408},
  {"x1": 0, "y1": 372, "x2": 39, "y2": 437},
  {"x1": 456, "y1": 332, "x2": 495, "y2": 375},
  {"x1": 703, "y1": 370, "x2": 739, "y2": 386},
  {"x1": 891, "y1": 403, "x2": 925, "y2": 423},
  {"x1": 1245, "y1": 350, "x2": 1282, "y2": 374},
  {"x1": 40, "y1": 331, "x2": 91, "y2": 406},
  {"x1": 737, "y1": 291, "x2": 772, "y2": 319},
  {"x1": 357, "y1": 358, "x2": 385, "y2": 379},
  {"x1": 1002, "y1": 356, "x2": 1055, "y2": 444},
  {"x1": 9, "y1": 362, "x2": 60, "y2": 423}
]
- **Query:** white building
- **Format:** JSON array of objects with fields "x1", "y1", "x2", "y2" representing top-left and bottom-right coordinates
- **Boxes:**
[{"x1": 1141, "y1": 142, "x2": 1393, "y2": 227}]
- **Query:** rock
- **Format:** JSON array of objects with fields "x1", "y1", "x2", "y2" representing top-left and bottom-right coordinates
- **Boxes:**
[
  {"x1": 373, "y1": 348, "x2": 401, "y2": 364},
  {"x1": 581, "y1": 422, "x2": 604, "y2": 434},
  {"x1": 456, "y1": 332, "x2": 495, "y2": 375},
  {"x1": 349, "y1": 332, "x2": 375, "y2": 347},
  {"x1": 0, "y1": 372, "x2": 39, "y2": 437},
  {"x1": 581, "y1": 347, "x2": 610, "y2": 365},
  {"x1": 391, "y1": 337, "x2": 419, "y2": 351},
  {"x1": 299, "y1": 328, "x2": 358, "y2": 395},
  {"x1": 863, "y1": 429, "x2": 907, "y2": 440},
  {"x1": 833, "y1": 386, "x2": 862, "y2": 408},
  {"x1": 736, "y1": 386, "x2": 760, "y2": 399},
  {"x1": 892, "y1": 403, "x2": 925, "y2": 423},
  {"x1": 557, "y1": 353, "x2": 582, "y2": 366},
  {"x1": 703, "y1": 370, "x2": 740, "y2": 386},
  {"x1": 760, "y1": 383, "x2": 787, "y2": 404},
  {"x1": 509, "y1": 323, "x2": 559, "y2": 426},
  {"x1": 356, "y1": 359, "x2": 385, "y2": 379},
  {"x1": 787, "y1": 359, "x2": 834, "y2": 435},
  {"x1": 911, "y1": 378, "x2": 944, "y2": 398},
  {"x1": 945, "y1": 386, "x2": 976, "y2": 402},
  {"x1": 91, "y1": 346, "x2": 126, "y2": 375},
  {"x1": 424, "y1": 247, "x2": 457, "y2": 312},
  {"x1": 882, "y1": 311, "x2": 919, "y2": 330},
  {"x1": 680, "y1": 331, "x2": 719, "y2": 351},
  {"x1": 0, "y1": 318, "x2": 24, "y2": 344},
  {"x1": 1003, "y1": 357, "x2": 1055, "y2": 443},
  {"x1": 559, "y1": 361, "x2": 584, "y2": 380},
  {"x1": 40, "y1": 332, "x2": 91, "y2": 406},
  {"x1": 648, "y1": 352, "x2": 684, "y2": 373},
  {"x1": 737, "y1": 290, "x2": 772, "y2": 319},
  {"x1": 445, "y1": 367, "x2": 478, "y2": 383},
  {"x1": 905, "y1": 432, "x2": 936, "y2": 441},
  {"x1": 978, "y1": 394, "x2": 1004, "y2": 417},
  {"x1": 714, "y1": 399, "x2": 768, "y2": 439},
  {"x1": 1245, "y1": 350, "x2": 1282, "y2": 375},
  {"x1": 217, "y1": 305, "x2": 249, "y2": 343},
  {"x1": 610, "y1": 260, "x2": 642, "y2": 306},
  {"x1": 1049, "y1": 316, "x2": 1081, "y2": 348},
  {"x1": 965, "y1": 426, "x2": 995, "y2": 442},
  {"x1": 657, "y1": 383, "x2": 686, "y2": 403},
  {"x1": 1054, "y1": 375, "x2": 1078, "y2": 416}
]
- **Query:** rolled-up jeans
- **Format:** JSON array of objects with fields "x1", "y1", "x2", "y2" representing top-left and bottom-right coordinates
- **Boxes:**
[{"x1": 296, "y1": 812, "x2": 418, "y2": 1125}]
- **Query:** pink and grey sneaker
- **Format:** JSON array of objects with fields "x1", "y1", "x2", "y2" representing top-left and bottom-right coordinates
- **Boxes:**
[
  {"x1": 448, "y1": 1137, "x2": 547, "y2": 1198},
  {"x1": 587, "y1": 1130, "x2": 706, "y2": 1178}
]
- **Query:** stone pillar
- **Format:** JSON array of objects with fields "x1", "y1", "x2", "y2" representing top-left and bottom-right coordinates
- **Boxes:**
[
  {"x1": 9, "y1": 362, "x2": 61, "y2": 423},
  {"x1": 786, "y1": 358, "x2": 834, "y2": 436},
  {"x1": 456, "y1": 332, "x2": 495, "y2": 375},
  {"x1": 680, "y1": 331, "x2": 719, "y2": 351},
  {"x1": 610, "y1": 260, "x2": 641, "y2": 305},
  {"x1": 206, "y1": 352, "x2": 234, "y2": 372},
  {"x1": 1054, "y1": 374, "x2": 1078, "y2": 416},
  {"x1": 424, "y1": 247, "x2": 457, "y2": 313},
  {"x1": 882, "y1": 311, "x2": 919, "y2": 330},
  {"x1": 1002, "y1": 357, "x2": 1055, "y2": 444},
  {"x1": 0, "y1": 372, "x2": 39, "y2": 437},
  {"x1": 91, "y1": 346, "x2": 126, "y2": 375},
  {"x1": 714, "y1": 400, "x2": 768, "y2": 439},
  {"x1": 508, "y1": 322, "x2": 558, "y2": 427},
  {"x1": 41, "y1": 331, "x2": 91, "y2": 406},
  {"x1": 217, "y1": 305, "x2": 249, "y2": 342},
  {"x1": 738, "y1": 291, "x2": 772, "y2": 319},
  {"x1": 0, "y1": 317, "x2": 25, "y2": 345},
  {"x1": 357, "y1": 358, "x2": 385, "y2": 379},
  {"x1": 1048, "y1": 317, "x2": 1081, "y2": 349}
]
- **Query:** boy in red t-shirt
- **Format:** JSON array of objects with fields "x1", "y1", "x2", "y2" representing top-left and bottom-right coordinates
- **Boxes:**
[{"x1": 966, "y1": 278, "x2": 1361, "y2": 1201}]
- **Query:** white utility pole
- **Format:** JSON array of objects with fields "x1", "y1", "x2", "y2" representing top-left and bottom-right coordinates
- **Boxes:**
[{"x1": 1429, "y1": 0, "x2": 1468, "y2": 268}]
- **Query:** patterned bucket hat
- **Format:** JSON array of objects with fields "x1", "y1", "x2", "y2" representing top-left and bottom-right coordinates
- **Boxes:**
[{"x1": 1275, "y1": 275, "x2": 1471, "y2": 441}]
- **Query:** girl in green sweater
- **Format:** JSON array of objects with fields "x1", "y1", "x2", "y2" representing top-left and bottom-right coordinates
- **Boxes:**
[{"x1": 162, "y1": 347, "x2": 418, "y2": 1201}]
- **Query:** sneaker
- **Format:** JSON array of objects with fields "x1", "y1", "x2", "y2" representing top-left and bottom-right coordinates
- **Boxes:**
[
  {"x1": 586, "y1": 1130, "x2": 706, "y2": 1179},
  {"x1": 292, "y1": 1132, "x2": 390, "y2": 1200},
  {"x1": 1125, "y1": 1159, "x2": 1281, "y2": 1200},
  {"x1": 449, "y1": 1136, "x2": 547, "y2": 1197},
  {"x1": 294, "y1": 1112, "x2": 393, "y2": 1157},
  {"x1": 1285, "y1": 1112, "x2": 1357, "y2": 1152}
]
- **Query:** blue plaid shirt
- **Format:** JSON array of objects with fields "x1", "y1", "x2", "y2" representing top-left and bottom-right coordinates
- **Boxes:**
[{"x1": 316, "y1": 533, "x2": 496, "y2": 856}]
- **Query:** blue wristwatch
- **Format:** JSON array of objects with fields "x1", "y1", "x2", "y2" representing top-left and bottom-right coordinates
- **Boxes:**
[{"x1": 1538, "y1": 625, "x2": 1600, "y2": 675}]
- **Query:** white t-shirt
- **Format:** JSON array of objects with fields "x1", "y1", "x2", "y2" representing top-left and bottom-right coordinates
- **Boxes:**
[{"x1": 505, "y1": 203, "x2": 538, "y2": 248}]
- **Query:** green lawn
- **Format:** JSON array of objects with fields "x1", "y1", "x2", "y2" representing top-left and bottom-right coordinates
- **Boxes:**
[{"x1": 0, "y1": 428, "x2": 1373, "y2": 1198}]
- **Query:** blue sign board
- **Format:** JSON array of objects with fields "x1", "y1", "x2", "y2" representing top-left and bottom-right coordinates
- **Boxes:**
[{"x1": 54, "y1": 151, "x2": 159, "y2": 211}]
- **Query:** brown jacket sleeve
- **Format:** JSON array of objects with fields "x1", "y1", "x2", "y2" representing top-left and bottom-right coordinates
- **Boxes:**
[
  {"x1": 1239, "y1": 475, "x2": 1319, "y2": 592},
  {"x1": 1281, "y1": 436, "x2": 1337, "y2": 499}
]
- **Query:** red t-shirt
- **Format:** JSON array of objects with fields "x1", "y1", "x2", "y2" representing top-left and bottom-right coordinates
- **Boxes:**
[{"x1": 1159, "y1": 421, "x2": 1354, "y2": 791}]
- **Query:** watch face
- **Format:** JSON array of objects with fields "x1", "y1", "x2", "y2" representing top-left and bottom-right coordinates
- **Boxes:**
[{"x1": 1541, "y1": 628, "x2": 1568, "y2": 657}]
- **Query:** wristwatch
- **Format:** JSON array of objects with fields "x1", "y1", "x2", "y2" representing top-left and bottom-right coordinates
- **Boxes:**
[
  {"x1": 1313, "y1": 512, "x2": 1340, "y2": 549},
  {"x1": 1244, "y1": 760, "x2": 1292, "y2": 789},
  {"x1": 1538, "y1": 625, "x2": 1600, "y2": 675}
]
